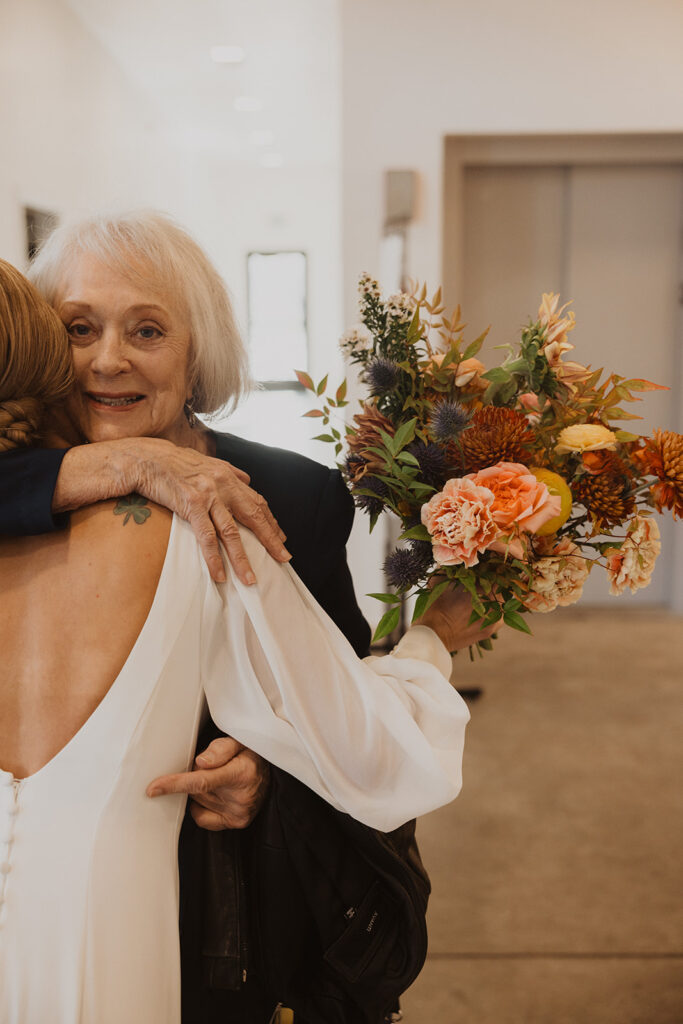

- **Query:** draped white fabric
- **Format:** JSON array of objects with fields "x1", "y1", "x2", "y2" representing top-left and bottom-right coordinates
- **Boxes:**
[
  {"x1": 202, "y1": 525, "x2": 470, "y2": 832},
  {"x1": 0, "y1": 517, "x2": 469, "y2": 1022}
]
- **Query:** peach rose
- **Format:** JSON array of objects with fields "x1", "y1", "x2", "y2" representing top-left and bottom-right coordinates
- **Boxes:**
[
  {"x1": 454, "y1": 357, "x2": 486, "y2": 389},
  {"x1": 427, "y1": 353, "x2": 486, "y2": 389},
  {"x1": 421, "y1": 477, "x2": 498, "y2": 567},
  {"x1": 605, "y1": 515, "x2": 661, "y2": 596},
  {"x1": 523, "y1": 536, "x2": 590, "y2": 613},
  {"x1": 518, "y1": 392, "x2": 541, "y2": 413},
  {"x1": 467, "y1": 462, "x2": 562, "y2": 535}
]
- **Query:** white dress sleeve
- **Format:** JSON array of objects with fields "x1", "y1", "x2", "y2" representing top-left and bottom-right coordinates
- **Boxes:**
[{"x1": 200, "y1": 526, "x2": 470, "y2": 832}]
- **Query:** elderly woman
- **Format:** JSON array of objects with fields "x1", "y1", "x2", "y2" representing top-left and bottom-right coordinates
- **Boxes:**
[{"x1": 0, "y1": 218, "x2": 492, "y2": 1024}]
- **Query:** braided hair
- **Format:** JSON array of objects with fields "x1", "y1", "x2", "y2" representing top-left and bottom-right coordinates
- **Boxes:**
[{"x1": 0, "y1": 258, "x2": 73, "y2": 451}]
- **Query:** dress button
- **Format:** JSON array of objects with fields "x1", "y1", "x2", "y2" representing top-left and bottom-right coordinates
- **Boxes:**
[{"x1": 0, "y1": 862, "x2": 11, "y2": 875}]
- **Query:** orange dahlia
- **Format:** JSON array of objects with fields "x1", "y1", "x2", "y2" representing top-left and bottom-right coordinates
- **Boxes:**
[
  {"x1": 453, "y1": 407, "x2": 535, "y2": 473},
  {"x1": 633, "y1": 430, "x2": 683, "y2": 519}
]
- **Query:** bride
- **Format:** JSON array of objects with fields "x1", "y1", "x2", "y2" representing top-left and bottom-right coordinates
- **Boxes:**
[{"x1": 0, "y1": 239, "x2": 489, "y2": 1023}]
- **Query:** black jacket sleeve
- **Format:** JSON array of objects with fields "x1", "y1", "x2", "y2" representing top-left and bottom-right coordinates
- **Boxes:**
[
  {"x1": 308, "y1": 469, "x2": 371, "y2": 658},
  {"x1": 0, "y1": 448, "x2": 70, "y2": 535}
]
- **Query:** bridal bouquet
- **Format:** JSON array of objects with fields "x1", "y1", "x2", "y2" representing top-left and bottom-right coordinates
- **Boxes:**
[{"x1": 296, "y1": 275, "x2": 682, "y2": 647}]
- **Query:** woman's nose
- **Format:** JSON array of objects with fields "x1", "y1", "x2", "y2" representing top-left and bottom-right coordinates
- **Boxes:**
[{"x1": 89, "y1": 328, "x2": 131, "y2": 376}]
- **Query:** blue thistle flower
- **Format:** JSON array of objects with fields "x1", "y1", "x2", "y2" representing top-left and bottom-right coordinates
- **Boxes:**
[
  {"x1": 365, "y1": 357, "x2": 401, "y2": 395},
  {"x1": 407, "y1": 441, "x2": 448, "y2": 487},
  {"x1": 383, "y1": 546, "x2": 431, "y2": 591},
  {"x1": 409, "y1": 539, "x2": 434, "y2": 575},
  {"x1": 428, "y1": 400, "x2": 471, "y2": 441},
  {"x1": 354, "y1": 476, "x2": 389, "y2": 517}
]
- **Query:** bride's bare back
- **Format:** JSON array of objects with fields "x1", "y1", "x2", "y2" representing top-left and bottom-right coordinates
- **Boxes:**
[{"x1": 0, "y1": 498, "x2": 172, "y2": 778}]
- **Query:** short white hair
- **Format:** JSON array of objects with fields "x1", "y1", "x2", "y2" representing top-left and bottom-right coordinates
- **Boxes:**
[{"x1": 27, "y1": 210, "x2": 252, "y2": 415}]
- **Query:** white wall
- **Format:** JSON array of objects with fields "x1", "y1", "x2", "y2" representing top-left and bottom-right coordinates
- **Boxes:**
[
  {"x1": 340, "y1": 0, "x2": 683, "y2": 621},
  {"x1": 0, "y1": 0, "x2": 342, "y2": 462},
  {"x1": 0, "y1": 0, "x2": 189, "y2": 267}
]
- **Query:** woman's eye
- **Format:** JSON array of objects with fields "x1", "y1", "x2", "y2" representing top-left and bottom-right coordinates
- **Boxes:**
[
  {"x1": 67, "y1": 322, "x2": 92, "y2": 340},
  {"x1": 136, "y1": 325, "x2": 162, "y2": 341}
]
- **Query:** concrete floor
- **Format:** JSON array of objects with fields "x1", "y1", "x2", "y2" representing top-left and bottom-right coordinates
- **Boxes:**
[{"x1": 402, "y1": 607, "x2": 683, "y2": 1024}]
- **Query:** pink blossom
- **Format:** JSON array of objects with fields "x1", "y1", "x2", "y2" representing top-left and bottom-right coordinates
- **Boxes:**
[{"x1": 421, "y1": 478, "x2": 498, "y2": 567}]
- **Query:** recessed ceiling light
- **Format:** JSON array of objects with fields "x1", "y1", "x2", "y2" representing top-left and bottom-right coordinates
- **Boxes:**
[
  {"x1": 260, "y1": 152, "x2": 284, "y2": 168},
  {"x1": 211, "y1": 46, "x2": 245, "y2": 64},
  {"x1": 234, "y1": 96, "x2": 264, "y2": 112}
]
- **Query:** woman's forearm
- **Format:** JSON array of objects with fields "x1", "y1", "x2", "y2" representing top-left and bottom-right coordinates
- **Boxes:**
[{"x1": 51, "y1": 439, "x2": 144, "y2": 512}]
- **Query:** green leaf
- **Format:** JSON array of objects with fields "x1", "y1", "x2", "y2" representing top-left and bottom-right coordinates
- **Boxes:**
[
  {"x1": 316, "y1": 374, "x2": 329, "y2": 396},
  {"x1": 614, "y1": 430, "x2": 640, "y2": 443},
  {"x1": 399, "y1": 524, "x2": 431, "y2": 542},
  {"x1": 367, "y1": 592, "x2": 402, "y2": 604},
  {"x1": 312, "y1": 433, "x2": 336, "y2": 442},
  {"x1": 412, "y1": 590, "x2": 431, "y2": 621},
  {"x1": 336, "y1": 379, "x2": 347, "y2": 403},
  {"x1": 462, "y1": 334, "x2": 485, "y2": 360},
  {"x1": 396, "y1": 451, "x2": 420, "y2": 467},
  {"x1": 503, "y1": 609, "x2": 533, "y2": 634},
  {"x1": 481, "y1": 606, "x2": 503, "y2": 627},
  {"x1": 408, "y1": 481, "x2": 437, "y2": 496},
  {"x1": 331, "y1": 427, "x2": 341, "y2": 440},
  {"x1": 377, "y1": 428, "x2": 397, "y2": 454},
  {"x1": 392, "y1": 417, "x2": 417, "y2": 453},
  {"x1": 481, "y1": 366, "x2": 510, "y2": 384},
  {"x1": 478, "y1": 637, "x2": 495, "y2": 652},
  {"x1": 373, "y1": 605, "x2": 401, "y2": 642},
  {"x1": 412, "y1": 579, "x2": 451, "y2": 621}
]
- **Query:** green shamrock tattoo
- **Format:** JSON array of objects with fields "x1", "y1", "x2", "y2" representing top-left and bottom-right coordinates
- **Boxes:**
[{"x1": 114, "y1": 493, "x2": 152, "y2": 526}]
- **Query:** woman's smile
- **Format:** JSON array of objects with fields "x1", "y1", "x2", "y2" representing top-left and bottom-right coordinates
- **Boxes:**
[{"x1": 57, "y1": 254, "x2": 196, "y2": 446}]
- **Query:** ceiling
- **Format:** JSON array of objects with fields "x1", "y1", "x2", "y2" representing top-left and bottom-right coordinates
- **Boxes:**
[{"x1": 65, "y1": 0, "x2": 340, "y2": 166}]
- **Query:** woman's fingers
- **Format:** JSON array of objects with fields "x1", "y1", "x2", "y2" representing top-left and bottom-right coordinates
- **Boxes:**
[
  {"x1": 185, "y1": 504, "x2": 228, "y2": 583},
  {"x1": 213, "y1": 472, "x2": 290, "y2": 564},
  {"x1": 208, "y1": 501, "x2": 255, "y2": 585}
]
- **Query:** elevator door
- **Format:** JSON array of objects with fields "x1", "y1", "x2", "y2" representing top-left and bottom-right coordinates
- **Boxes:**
[{"x1": 461, "y1": 162, "x2": 682, "y2": 604}]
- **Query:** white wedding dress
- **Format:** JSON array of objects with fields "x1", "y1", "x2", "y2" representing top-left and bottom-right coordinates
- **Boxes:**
[{"x1": 0, "y1": 516, "x2": 469, "y2": 1024}]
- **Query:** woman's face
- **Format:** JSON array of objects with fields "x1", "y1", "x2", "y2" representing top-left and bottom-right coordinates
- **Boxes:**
[{"x1": 56, "y1": 252, "x2": 195, "y2": 445}]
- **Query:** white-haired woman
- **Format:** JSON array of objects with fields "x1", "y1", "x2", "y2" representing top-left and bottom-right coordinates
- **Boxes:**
[{"x1": 0, "y1": 218, "x2": 492, "y2": 1024}]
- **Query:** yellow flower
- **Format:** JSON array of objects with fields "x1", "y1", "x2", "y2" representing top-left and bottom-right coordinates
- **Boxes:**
[
  {"x1": 529, "y1": 468, "x2": 573, "y2": 535},
  {"x1": 555, "y1": 423, "x2": 617, "y2": 455}
]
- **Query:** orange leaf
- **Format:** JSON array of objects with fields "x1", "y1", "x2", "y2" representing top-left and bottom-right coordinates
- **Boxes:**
[
  {"x1": 622, "y1": 378, "x2": 669, "y2": 392},
  {"x1": 303, "y1": 409, "x2": 325, "y2": 418},
  {"x1": 295, "y1": 370, "x2": 315, "y2": 391}
]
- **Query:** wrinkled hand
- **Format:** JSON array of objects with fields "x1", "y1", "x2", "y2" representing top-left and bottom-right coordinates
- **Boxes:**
[
  {"x1": 417, "y1": 585, "x2": 498, "y2": 653},
  {"x1": 133, "y1": 439, "x2": 290, "y2": 584},
  {"x1": 146, "y1": 737, "x2": 270, "y2": 831},
  {"x1": 54, "y1": 437, "x2": 290, "y2": 584}
]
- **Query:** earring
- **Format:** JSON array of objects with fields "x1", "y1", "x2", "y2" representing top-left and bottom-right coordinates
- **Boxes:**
[{"x1": 184, "y1": 398, "x2": 198, "y2": 429}]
